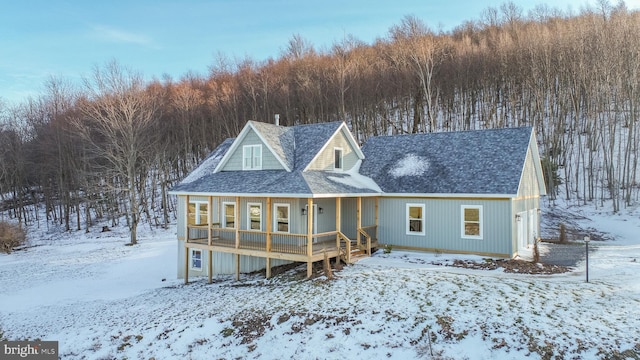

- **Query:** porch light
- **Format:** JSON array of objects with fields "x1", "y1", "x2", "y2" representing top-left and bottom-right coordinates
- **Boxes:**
[
  {"x1": 515, "y1": 214, "x2": 521, "y2": 220},
  {"x1": 319, "y1": 207, "x2": 324, "y2": 214},
  {"x1": 301, "y1": 208, "x2": 307, "y2": 215}
]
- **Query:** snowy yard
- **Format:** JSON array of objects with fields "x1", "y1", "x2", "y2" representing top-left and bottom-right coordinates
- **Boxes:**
[{"x1": 1, "y1": 203, "x2": 639, "y2": 360}]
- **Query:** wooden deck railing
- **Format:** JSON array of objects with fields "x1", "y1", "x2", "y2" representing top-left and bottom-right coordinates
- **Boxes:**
[
  {"x1": 337, "y1": 231, "x2": 351, "y2": 263},
  {"x1": 358, "y1": 225, "x2": 378, "y2": 255},
  {"x1": 271, "y1": 233, "x2": 307, "y2": 255}
]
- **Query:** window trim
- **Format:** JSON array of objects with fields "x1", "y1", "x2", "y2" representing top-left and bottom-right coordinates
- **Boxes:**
[
  {"x1": 333, "y1": 147, "x2": 344, "y2": 171},
  {"x1": 247, "y1": 202, "x2": 262, "y2": 231},
  {"x1": 188, "y1": 201, "x2": 208, "y2": 226},
  {"x1": 273, "y1": 203, "x2": 290, "y2": 233},
  {"x1": 461, "y1": 205, "x2": 483, "y2": 239},
  {"x1": 190, "y1": 249, "x2": 202, "y2": 271},
  {"x1": 242, "y1": 144, "x2": 263, "y2": 170},
  {"x1": 406, "y1": 203, "x2": 425, "y2": 236},
  {"x1": 222, "y1": 202, "x2": 236, "y2": 229}
]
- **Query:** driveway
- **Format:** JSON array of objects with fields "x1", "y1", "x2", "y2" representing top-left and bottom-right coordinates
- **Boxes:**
[{"x1": 540, "y1": 241, "x2": 591, "y2": 267}]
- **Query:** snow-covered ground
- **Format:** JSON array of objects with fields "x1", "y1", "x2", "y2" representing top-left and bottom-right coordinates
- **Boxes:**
[{"x1": 1, "y1": 202, "x2": 639, "y2": 359}]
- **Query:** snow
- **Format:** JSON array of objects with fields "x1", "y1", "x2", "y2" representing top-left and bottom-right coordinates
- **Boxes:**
[
  {"x1": 389, "y1": 153, "x2": 430, "y2": 178},
  {"x1": 328, "y1": 160, "x2": 382, "y2": 192},
  {"x1": 1, "y1": 202, "x2": 639, "y2": 359}
]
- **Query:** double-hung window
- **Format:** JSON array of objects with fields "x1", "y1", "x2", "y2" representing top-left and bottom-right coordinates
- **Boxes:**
[
  {"x1": 223, "y1": 202, "x2": 235, "y2": 228},
  {"x1": 334, "y1": 147, "x2": 343, "y2": 170},
  {"x1": 461, "y1": 205, "x2": 483, "y2": 239},
  {"x1": 248, "y1": 203, "x2": 262, "y2": 231},
  {"x1": 188, "y1": 201, "x2": 208, "y2": 226},
  {"x1": 406, "y1": 204, "x2": 425, "y2": 235},
  {"x1": 274, "y1": 204, "x2": 290, "y2": 233},
  {"x1": 243, "y1": 145, "x2": 262, "y2": 170}
]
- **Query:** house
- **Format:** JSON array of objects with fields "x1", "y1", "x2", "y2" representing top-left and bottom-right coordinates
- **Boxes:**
[{"x1": 169, "y1": 120, "x2": 546, "y2": 283}]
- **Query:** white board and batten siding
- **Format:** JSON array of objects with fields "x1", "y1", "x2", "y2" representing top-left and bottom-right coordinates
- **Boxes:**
[
  {"x1": 378, "y1": 197, "x2": 513, "y2": 257},
  {"x1": 307, "y1": 128, "x2": 360, "y2": 171},
  {"x1": 511, "y1": 144, "x2": 545, "y2": 257},
  {"x1": 220, "y1": 128, "x2": 285, "y2": 171}
]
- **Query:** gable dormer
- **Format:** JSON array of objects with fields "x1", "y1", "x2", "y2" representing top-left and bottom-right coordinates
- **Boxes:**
[
  {"x1": 304, "y1": 123, "x2": 364, "y2": 172},
  {"x1": 214, "y1": 121, "x2": 292, "y2": 172}
]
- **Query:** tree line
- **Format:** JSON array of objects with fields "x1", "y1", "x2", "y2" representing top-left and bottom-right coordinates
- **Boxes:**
[{"x1": 0, "y1": 1, "x2": 638, "y2": 243}]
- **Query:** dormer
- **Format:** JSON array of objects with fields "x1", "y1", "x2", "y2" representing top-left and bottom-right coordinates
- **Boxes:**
[
  {"x1": 303, "y1": 123, "x2": 364, "y2": 172},
  {"x1": 214, "y1": 121, "x2": 293, "y2": 173}
]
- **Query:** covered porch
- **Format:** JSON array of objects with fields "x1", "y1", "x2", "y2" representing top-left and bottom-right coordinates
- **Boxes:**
[{"x1": 182, "y1": 195, "x2": 379, "y2": 283}]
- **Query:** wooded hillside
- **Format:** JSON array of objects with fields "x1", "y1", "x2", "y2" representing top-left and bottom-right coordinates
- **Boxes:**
[{"x1": 1, "y1": 1, "x2": 638, "y2": 242}]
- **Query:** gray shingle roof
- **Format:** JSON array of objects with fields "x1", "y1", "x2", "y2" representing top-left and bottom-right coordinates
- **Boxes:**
[
  {"x1": 359, "y1": 127, "x2": 533, "y2": 195},
  {"x1": 293, "y1": 122, "x2": 343, "y2": 170},
  {"x1": 171, "y1": 123, "x2": 533, "y2": 197},
  {"x1": 171, "y1": 121, "x2": 378, "y2": 196},
  {"x1": 249, "y1": 121, "x2": 295, "y2": 170}
]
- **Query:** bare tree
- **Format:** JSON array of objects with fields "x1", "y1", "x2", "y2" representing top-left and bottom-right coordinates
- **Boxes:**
[{"x1": 73, "y1": 61, "x2": 160, "y2": 245}]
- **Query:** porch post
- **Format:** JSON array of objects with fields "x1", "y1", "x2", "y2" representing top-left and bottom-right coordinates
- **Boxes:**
[
  {"x1": 184, "y1": 195, "x2": 190, "y2": 285},
  {"x1": 184, "y1": 244, "x2": 189, "y2": 285},
  {"x1": 207, "y1": 196, "x2": 213, "y2": 246},
  {"x1": 356, "y1": 197, "x2": 362, "y2": 248},
  {"x1": 335, "y1": 197, "x2": 342, "y2": 265},
  {"x1": 235, "y1": 196, "x2": 240, "y2": 281},
  {"x1": 234, "y1": 196, "x2": 240, "y2": 249},
  {"x1": 375, "y1": 197, "x2": 379, "y2": 239},
  {"x1": 208, "y1": 250, "x2": 212, "y2": 284},
  {"x1": 266, "y1": 197, "x2": 272, "y2": 279},
  {"x1": 185, "y1": 195, "x2": 190, "y2": 244},
  {"x1": 307, "y1": 198, "x2": 314, "y2": 278},
  {"x1": 235, "y1": 254, "x2": 240, "y2": 281}
]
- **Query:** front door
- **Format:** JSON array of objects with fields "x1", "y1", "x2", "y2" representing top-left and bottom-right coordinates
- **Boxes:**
[{"x1": 517, "y1": 210, "x2": 529, "y2": 252}]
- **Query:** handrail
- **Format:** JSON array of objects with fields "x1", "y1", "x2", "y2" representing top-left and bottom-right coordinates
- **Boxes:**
[
  {"x1": 358, "y1": 228, "x2": 372, "y2": 255},
  {"x1": 337, "y1": 231, "x2": 351, "y2": 263}
]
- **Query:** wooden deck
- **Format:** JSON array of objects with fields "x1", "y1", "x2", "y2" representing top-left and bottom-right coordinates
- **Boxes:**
[{"x1": 183, "y1": 225, "x2": 378, "y2": 283}]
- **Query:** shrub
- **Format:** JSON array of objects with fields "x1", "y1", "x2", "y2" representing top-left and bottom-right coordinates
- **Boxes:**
[
  {"x1": 533, "y1": 239, "x2": 540, "y2": 263},
  {"x1": 559, "y1": 223, "x2": 567, "y2": 244},
  {"x1": 0, "y1": 221, "x2": 27, "y2": 254},
  {"x1": 383, "y1": 244, "x2": 393, "y2": 254}
]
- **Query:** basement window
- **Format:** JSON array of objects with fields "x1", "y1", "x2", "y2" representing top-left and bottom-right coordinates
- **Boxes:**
[{"x1": 191, "y1": 249, "x2": 202, "y2": 270}]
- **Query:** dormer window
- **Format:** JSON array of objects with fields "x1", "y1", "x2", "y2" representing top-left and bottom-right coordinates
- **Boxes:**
[
  {"x1": 243, "y1": 145, "x2": 262, "y2": 170},
  {"x1": 334, "y1": 147, "x2": 343, "y2": 170}
]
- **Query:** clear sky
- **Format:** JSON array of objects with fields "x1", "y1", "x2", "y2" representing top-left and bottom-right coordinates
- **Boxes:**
[{"x1": 0, "y1": 0, "x2": 637, "y2": 105}]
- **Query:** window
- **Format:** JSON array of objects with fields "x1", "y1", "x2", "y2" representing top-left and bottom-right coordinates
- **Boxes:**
[
  {"x1": 248, "y1": 203, "x2": 262, "y2": 231},
  {"x1": 406, "y1": 204, "x2": 425, "y2": 235},
  {"x1": 188, "y1": 201, "x2": 208, "y2": 225},
  {"x1": 274, "y1": 204, "x2": 290, "y2": 233},
  {"x1": 334, "y1": 147, "x2": 343, "y2": 170},
  {"x1": 243, "y1": 145, "x2": 262, "y2": 170},
  {"x1": 461, "y1": 205, "x2": 483, "y2": 239},
  {"x1": 223, "y1": 202, "x2": 236, "y2": 228},
  {"x1": 191, "y1": 249, "x2": 202, "y2": 270}
]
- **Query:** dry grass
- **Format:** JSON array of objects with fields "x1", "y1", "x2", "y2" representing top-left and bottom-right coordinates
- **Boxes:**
[{"x1": 0, "y1": 221, "x2": 26, "y2": 254}]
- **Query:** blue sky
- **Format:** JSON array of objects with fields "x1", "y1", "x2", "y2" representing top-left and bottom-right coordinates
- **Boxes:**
[{"x1": 0, "y1": 0, "x2": 636, "y2": 104}]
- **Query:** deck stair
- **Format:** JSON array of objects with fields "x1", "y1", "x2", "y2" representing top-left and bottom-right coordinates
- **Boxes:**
[{"x1": 340, "y1": 239, "x2": 368, "y2": 263}]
